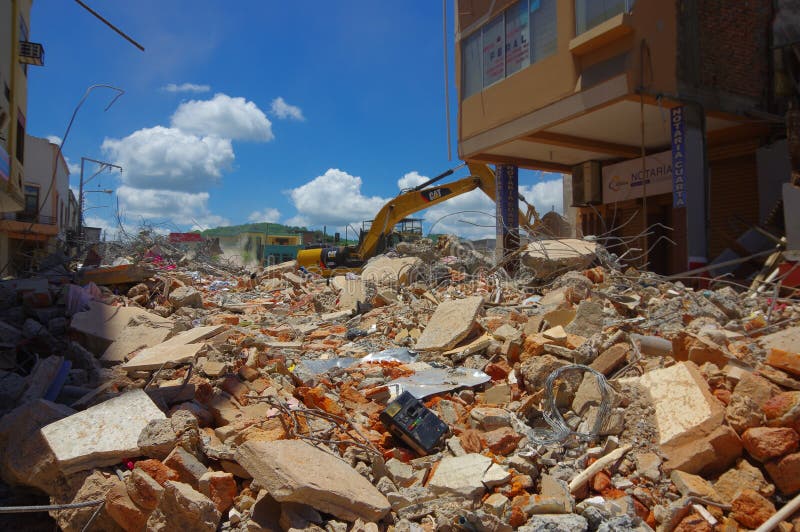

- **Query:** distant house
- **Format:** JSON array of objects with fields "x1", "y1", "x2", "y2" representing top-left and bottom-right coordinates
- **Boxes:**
[{"x1": 0, "y1": 135, "x2": 72, "y2": 273}]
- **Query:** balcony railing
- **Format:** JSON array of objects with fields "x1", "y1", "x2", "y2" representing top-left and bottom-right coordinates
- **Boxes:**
[
  {"x1": 3, "y1": 212, "x2": 57, "y2": 225},
  {"x1": 575, "y1": 0, "x2": 635, "y2": 35}
]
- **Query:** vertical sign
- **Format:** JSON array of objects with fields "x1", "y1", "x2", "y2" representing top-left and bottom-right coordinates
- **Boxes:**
[
  {"x1": 496, "y1": 165, "x2": 520, "y2": 260},
  {"x1": 671, "y1": 106, "x2": 687, "y2": 208},
  {"x1": 505, "y1": 1, "x2": 530, "y2": 76},
  {"x1": 482, "y1": 15, "x2": 505, "y2": 88}
]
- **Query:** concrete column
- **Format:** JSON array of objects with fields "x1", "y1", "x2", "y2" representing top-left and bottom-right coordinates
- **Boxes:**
[
  {"x1": 561, "y1": 173, "x2": 577, "y2": 237},
  {"x1": 682, "y1": 104, "x2": 708, "y2": 269},
  {"x1": 495, "y1": 164, "x2": 520, "y2": 266}
]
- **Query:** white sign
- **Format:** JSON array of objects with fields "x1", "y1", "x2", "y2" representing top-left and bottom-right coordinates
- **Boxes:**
[
  {"x1": 602, "y1": 150, "x2": 674, "y2": 204},
  {"x1": 482, "y1": 15, "x2": 505, "y2": 87}
]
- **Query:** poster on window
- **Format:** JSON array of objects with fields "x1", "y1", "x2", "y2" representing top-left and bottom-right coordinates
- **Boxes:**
[
  {"x1": 505, "y1": 1, "x2": 530, "y2": 76},
  {"x1": 462, "y1": 31, "x2": 482, "y2": 99},
  {"x1": 482, "y1": 15, "x2": 505, "y2": 87}
]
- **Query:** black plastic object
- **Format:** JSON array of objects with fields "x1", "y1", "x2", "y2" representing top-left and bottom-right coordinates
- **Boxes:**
[{"x1": 380, "y1": 391, "x2": 448, "y2": 456}]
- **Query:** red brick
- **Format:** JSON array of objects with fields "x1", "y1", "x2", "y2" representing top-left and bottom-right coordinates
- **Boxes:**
[
  {"x1": 134, "y1": 459, "x2": 180, "y2": 486},
  {"x1": 730, "y1": 488, "x2": 776, "y2": 529},
  {"x1": 765, "y1": 452, "x2": 800, "y2": 495},
  {"x1": 742, "y1": 427, "x2": 799, "y2": 462}
]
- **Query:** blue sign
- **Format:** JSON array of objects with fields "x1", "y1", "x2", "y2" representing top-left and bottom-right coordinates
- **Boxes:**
[
  {"x1": 495, "y1": 164, "x2": 519, "y2": 242},
  {"x1": 671, "y1": 106, "x2": 686, "y2": 208}
]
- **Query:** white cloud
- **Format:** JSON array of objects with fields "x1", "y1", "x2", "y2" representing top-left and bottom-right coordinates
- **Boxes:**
[
  {"x1": 248, "y1": 208, "x2": 281, "y2": 223},
  {"x1": 162, "y1": 82, "x2": 211, "y2": 93},
  {"x1": 171, "y1": 93, "x2": 273, "y2": 141},
  {"x1": 101, "y1": 126, "x2": 234, "y2": 192},
  {"x1": 116, "y1": 185, "x2": 229, "y2": 230},
  {"x1": 270, "y1": 97, "x2": 305, "y2": 121},
  {"x1": 287, "y1": 169, "x2": 388, "y2": 229},
  {"x1": 65, "y1": 157, "x2": 80, "y2": 175},
  {"x1": 397, "y1": 171, "x2": 428, "y2": 190},
  {"x1": 46, "y1": 135, "x2": 62, "y2": 146},
  {"x1": 520, "y1": 178, "x2": 564, "y2": 216}
]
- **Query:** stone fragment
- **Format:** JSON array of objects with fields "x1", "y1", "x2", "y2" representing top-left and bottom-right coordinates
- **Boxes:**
[
  {"x1": 482, "y1": 463, "x2": 512, "y2": 488},
  {"x1": 665, "y1": 425, "x2": 742, "y2": 475},
  {"x1": 361, "y1": 256, "x2": 422, "y2": 286},
  {"x1": 415, "y1": 296, "x2": 484, "y2": 351},
  {"x1": 280, "y1": 502, "x2": 323, "y2": 530},
  {"x1": 730, "y1": 489, "x2": 775, "y2": 529},
  {"x1": 162, "y1": 325, "x2": 225, "y2": 346},
  {"x1": 385, "y1": 458, "x2": 416, "y2": 487},
  {"x1": 202, "y1": 360, "x2": 227, "y2": 377},
  {"x1": 670, "y1": 471, "x2": 722, "y2": 501},
  {"x1": 564, "y1": 301, "x2": 605, "y2": 337},
  {"x1": 493, "y1": 324, "x2": 522, "y2": 343},
  {"x1": 470, "y1": 406, "x2": 512, "y2": 430},
  {"x1": 763, "y1": 391, "x2": 800, "y2": 429},
  {"x1": 41, "y1": 389, "x2": 166, "y2": 475},
  {"x1": 164, "y1": 446, "x2": 208, "y2": 489},
  {"x1": 765, "y1": 348, "x2": 800, "y2": 377},
  {"x1": 50, "y1": 470, "x2": 123, "y2": 532},
  {"x1": 427, "y1": 453, "x2": 492, "y2": 499},
  {"x1": 135, "y1": 458, "x2": 180, "y2": 486},
  {"x1": 126, "y1": 467, "x2": 164, "y2": 510},
  {"x1": 622, "y1": 362, "x2": 724, "y2": 459},
  {"x1": 726, "y1": 393, "x2": 765, "y2": 434},
  {"x1": 122, "y1": 342, "x2": 204, "y2": 372},
  {"x1": 765, "y1": 452, "x2": 800, "y2": 494},
  {"x1": 590, "y1": 344, "x2": 629, "y2": 376},
  {"x1": 742, "y1": 427, "x2": 799, "y2": 462},
  {"x1": 71, "y1": 301, "x2": 173, "y2": 355},
  {"x1": 106, "y1": 478, "x2": 150, "y2": 532},
  {"x1": 733, "y1": 372, "x2": 780, "y2": 409},
  {"x1": 100, "y1": 315, "x2": 175, "y2": 365},
  {"x1": 520, "y1": 239, "x2": 596, "y2": 279},
  {"x1": 518, "y1": 354, "x2": 569, "y2": 392},
  {"x1": 146, "y1": 481, "x2": 220, "y2": 532},
  {"x1": 483, "y1": 427, "x2": 523, "y2": 455},
  {"x1": 483, "y1": 383, "x2": 512, "y2": 404},
  {"x1": 0, "y1": 399, "x2": 74, "y2": 495},
  {"x1": 635, "y1": 452, "x2": 662, "y2": 482},
  {"x1": 198, "y1": 471, "x2": 237, "y2": 513},
  {"x1": 169, "y1": 286, "x2": 203, "y2": 308},
  {"x1": 714, "y1": 460, "x2": 774, "y2": 503},
  {"x1": 542, "y1": 325, "x2": 567, "y2": 343},
  {"x1": 518, "y1": 513, "x2": 588, "y2": 532},
  {"x1": 236, "y1": 439, "x2": 390, "y2": 521},
  {"x1": 137, "y1": 418, "x2": 178, "y2": 460},
  {"x1": 484, "y1": 493, "x2": 509, "y2": 516}
]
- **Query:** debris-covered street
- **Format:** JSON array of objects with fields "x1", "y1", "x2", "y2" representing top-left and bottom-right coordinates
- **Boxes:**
[
  {"x1": 3, "y1": 1, "x2": 800, "y2": 531},
  {"x1": 1, "y1": 232, "x2": 800, "y2": 531}
]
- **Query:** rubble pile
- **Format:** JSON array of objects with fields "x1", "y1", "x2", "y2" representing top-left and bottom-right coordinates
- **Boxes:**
[{"x1": 3, "y1": 240, "x2": 800, "y2": 531}]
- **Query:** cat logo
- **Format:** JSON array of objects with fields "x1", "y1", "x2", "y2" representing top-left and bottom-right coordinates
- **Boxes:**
[{"x1": 422, "y1": 187, "x2": 450, "y2": 202}]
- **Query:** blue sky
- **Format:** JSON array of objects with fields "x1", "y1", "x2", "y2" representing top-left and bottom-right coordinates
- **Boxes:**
[{"x1": 27, "y1": 1, "x2": 563, "y2": 239}]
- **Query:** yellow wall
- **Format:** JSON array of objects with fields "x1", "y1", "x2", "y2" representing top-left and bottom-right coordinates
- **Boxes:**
[{"x1": 456, "y1": 0, "x2": 677, "y2": 148}]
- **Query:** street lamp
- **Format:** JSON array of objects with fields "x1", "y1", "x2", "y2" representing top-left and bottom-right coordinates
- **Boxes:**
[{"x1": 78, "y1": 157, "x2": 121, "y2": 242}]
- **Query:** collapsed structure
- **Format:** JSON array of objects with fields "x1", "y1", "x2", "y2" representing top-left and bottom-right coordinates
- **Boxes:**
[{"x1": 0, "y1": 233, "x2": 798, "y2": 531}]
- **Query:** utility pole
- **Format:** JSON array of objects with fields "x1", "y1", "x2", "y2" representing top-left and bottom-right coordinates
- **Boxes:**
[{"x1": 78, "y1": 157, "x2": 121, "y2": 242}]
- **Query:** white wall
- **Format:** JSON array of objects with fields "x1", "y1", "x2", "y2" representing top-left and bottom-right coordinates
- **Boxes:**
[{"x1": 23, "y1": 135, "x2": 71, "y2": 239}]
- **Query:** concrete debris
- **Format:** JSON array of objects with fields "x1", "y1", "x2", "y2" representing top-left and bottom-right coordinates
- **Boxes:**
[
  {"x1": 236, "y1": 439, "x2": 391, "y2": 521},
  {"x1": 41, "y1": 389, "x2": 166, "y2": 475},
  {"x1": 5, "y1": 239, "x2": 800, "y2": 531}
]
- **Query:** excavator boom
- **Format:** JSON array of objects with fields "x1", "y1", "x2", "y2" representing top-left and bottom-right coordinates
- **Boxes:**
[{"x1": 296, "y1": 163, "x2": 541, "y2": 275}]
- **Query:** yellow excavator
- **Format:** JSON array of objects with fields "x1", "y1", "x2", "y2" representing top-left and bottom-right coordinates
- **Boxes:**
[{"x1": 296, "y1": 162, "x2": 544, "y2": 276}]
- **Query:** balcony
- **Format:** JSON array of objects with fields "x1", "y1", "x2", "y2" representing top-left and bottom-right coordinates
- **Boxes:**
[
  {"x1": 12, "y1": 212, "x2": 56, "y2": 225},
  {"x1": 570, "y1": 0, "x2": 635, "y2": 56},
  {"x1": 575, "y1": 0, "x2": 635, "y2": 35},
  {"x1": 18, "y1": 41, "x2": 45, "y2": 66}
]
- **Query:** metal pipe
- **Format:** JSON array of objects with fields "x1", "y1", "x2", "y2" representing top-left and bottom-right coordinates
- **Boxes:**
[{"x1": 411, "y1": 162, "x2": 466, "y2": 191}]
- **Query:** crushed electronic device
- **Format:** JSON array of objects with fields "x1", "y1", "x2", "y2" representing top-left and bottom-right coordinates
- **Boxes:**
[{"x1": 380, "y1": 391, "x2": 448, "y2": 455}]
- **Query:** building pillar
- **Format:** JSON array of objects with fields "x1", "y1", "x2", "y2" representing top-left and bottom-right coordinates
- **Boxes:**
[
  {"x1": 495, "y1": 164, "x2": 520, "y2": 268},
  {"x1": 674, "y1": 104, "x2": 708, "y2": 269}
]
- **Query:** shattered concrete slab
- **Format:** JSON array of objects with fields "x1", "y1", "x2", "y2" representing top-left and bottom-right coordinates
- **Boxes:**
[
  {"x1": 236, "y1": 439, "x2": 391, "y2": 522},
  {"x1": 41, "y1": 389, "x2": 166, "y2": 475},
  {"x1": 122, "y1": 342, "x2": 205, "y2": 371},
  {"x1": 415, "y1": 296, "x2": 483, "y2": 351},
  {"x1": 361, "y1": 256, "x2": 422, "y2": 286}
]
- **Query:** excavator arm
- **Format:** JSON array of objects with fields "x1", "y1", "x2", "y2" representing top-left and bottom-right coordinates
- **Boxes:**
[{"x1": 296, "y1": 163, "x2": 543, "y2": 275}]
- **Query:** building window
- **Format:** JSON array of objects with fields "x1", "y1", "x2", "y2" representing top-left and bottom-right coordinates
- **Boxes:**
[
  {"x1": 15, "y1": 115, "x2": 25, "y2": 164},
  {"x1": 482, "y1": 14, "x2": 505, "y2": 88},
  {"x1": 531, "y1": 0, "x2": 558, "y2": 61},
  {"x1": 461, "y1": 0, "x2": 559, "y2": 99},
  {"x1": 505, "y1": 1, "x2": 530, "y2": 77},
  {"x1": 462, "y1": 31, "x2": 482, "y2": 99},
  {"x1": 575, "y1": 0, "x2": 634, "y2": 35},
  {"x1": 23, "y1": 184, "x2": 39, "y2": 216}
]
